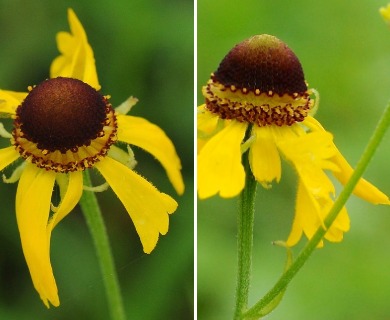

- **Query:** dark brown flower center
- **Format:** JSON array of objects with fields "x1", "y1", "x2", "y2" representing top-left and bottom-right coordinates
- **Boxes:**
[
  {"x1": 203, "y1": 35, "x2": 312, "y2": 127},
  {"x1": 213, "y1": 34, "x2": 307, "y2": 95},
  {"x1": 12, "y1": 77, "x2": 118, "y2": 173},
  {"x1": 16, "y1": 77, "x2": 107, "y2": 153}
]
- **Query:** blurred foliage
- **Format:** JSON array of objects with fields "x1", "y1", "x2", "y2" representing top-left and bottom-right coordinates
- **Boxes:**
[
  {"x1": 198, "y1": 0, "x2": 390, "y2": 319},
  {"x1": 0, "y1": 0, "x2": 193, "y2": 319}
]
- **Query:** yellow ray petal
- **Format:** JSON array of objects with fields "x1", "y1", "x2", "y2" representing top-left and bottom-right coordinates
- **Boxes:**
[
  {"x1": 197, "y1": 120, "x2": 247, "y2": 199},
  {"x1": 48, "y1": 171, "x2": 83, "y2": 232},
  {"x1": 332, "y1": 149, "x2": 390, "y2": 204},
  {"x1": 330, "y1": 204, "x2": 350, "y2": 232},
  {"x1": 287, "y1": 180, "x2": 351, "y2": 247},
  {"x1": 50, "y1": 8, "x2": 100, "y2": 90},
  {"x1": 324, "y1": 205, "x2": 350, "y2": 242},
  {"x1": 16, "y1": 163, "x2": 59, "y2": 308},
  {"x1": 380, "y1": 4, "x2": 390, "y2": 24},
  {"x1": 116, "y1": 114, "x2": 184, "y2": 195},
  {"x1": 0, "y1": 90, "x2": 27, "y2": 115},
  {"x1": 303, "y1": 116, "x2": 389, "y2": 203},
  {"x1": 249, "y1": 126, "x2": 281, "y2": 185},
  {"x1": 197, "y1": 105, "x2": 219, "y2": 135},
  {"x1": 0, "y1": 146, "x2": 20, "y2": 171},
  {"x1": 277, "y1": 131, "x2": 336, "y2": 198},
  {"x1": 287, "y1": 181, "x2": 324, "y2": 247},
  {"x1": 197, "y1": 106, "x2": 220, "y2": 154},
  {"x1": 302, "y1": 115, "x2": 326, "y2": 132},
  {"x1": 95, "y1": 157, "x2": 177, "y2": 254},
  {"x1": 278, "y1": 130, "x2": 338, "y2": 171}
]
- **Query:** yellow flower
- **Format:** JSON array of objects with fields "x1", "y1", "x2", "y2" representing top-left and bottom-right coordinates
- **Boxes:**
[
  {"x1": 0, "y1": 9, "x2": 184, "y2": 308},
  {"x1": 380, "y1": 3, "x2": 390, "y2": 24},
  {"x1": 198, "y1": 35, "x2": 389, "y2": 247}
]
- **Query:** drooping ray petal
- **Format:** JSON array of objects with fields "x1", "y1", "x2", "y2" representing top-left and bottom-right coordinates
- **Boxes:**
[
  {"x1": 0, "y1": 90, "x2": 27, "y2": 115},
  {"x1": 249, "y1": 126, "x2": 281, "y2": 185},
  {"x1": 116, "y1": 114, "x2": 184, "y2": 195},
  {"x1": 48, "y1": 171, "x2": 83, "y2": 232},
  {"x1": 303, "y1": 116, "x2": 389, "y2": 204},
  {"x1": 50, "y1": 8, "x2": 100, "y2": 90},
  {"x1": 95, "y1": 157, "x2": 177, "y2": 254},
  {"x1": 16, "y1": 163, "x2": 58, "y2": 308},
  {"x1": 332, "y1": 149, "x2": 390, "y2": 204},
  {"x1": 287, "y1": 181, "x2": 324, "y2": 247},
  {"x1": 287, "y1": 177, "x2": 351, "y2": 247},
  {"x1": 278, "y1": 131, "x2": 337, "y2": 198},
  {"x1": 323, "y1": 205, "x2": 350, "y2": 242},
  {"x1": 0, "y1": 146, "x2": 20, "y2": 170},
  {"x1": 198, "y1": 120, "x2": 247, "y2": 199}
]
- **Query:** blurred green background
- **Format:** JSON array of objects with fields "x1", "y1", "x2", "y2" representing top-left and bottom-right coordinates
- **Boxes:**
[
  {"x1": 198, "y1": 0, "x2": 390, "y2": 319},
  {"x1": 0, "y1": 0, "x2": 193, "y2": 319}
]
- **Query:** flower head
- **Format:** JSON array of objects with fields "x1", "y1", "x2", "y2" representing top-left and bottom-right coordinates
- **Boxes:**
[
  {"x1": 198, "y1": 35, "x2": 389, "y2": 246},
  {"x1": 0, "y1": 9, "x2": 184, "y2": 307}
]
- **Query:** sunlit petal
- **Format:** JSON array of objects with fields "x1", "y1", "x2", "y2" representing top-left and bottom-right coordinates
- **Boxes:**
[
  {"x1": 0, "y1": 146, "x2": 20, "y2": 170},
  {"x1": 116, "y1": 114, "x2": 184, "y2": 195},
  {"x1": 198, "y1": 120, "x2": 247, "y2": 199},
  {"x1": 50, "y1": 8, "x2": 100, "y2": 90},
  {"x1": 249, "y1": 126, "x2": 281, "y2": 185},
  {"x1": 95, "y1": 157, "x2": 177, "y2": 254},
  {"x1": 16, "y1": 163, "x2": 58, "y2": 308},
  {"x1": 0, "y1": 90, "x2": 27, "y2": 115}
]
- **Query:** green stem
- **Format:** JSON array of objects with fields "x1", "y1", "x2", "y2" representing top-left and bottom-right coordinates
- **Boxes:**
[
  {"x1": 244, "y1": 104, "x2": 390, "y2": 319},
  {"x1": 234, "y1": 151, "x2": 258, "y2": 319},
  {"x1": 79, "y1": 170, "x2": 126, "y2": 320}
]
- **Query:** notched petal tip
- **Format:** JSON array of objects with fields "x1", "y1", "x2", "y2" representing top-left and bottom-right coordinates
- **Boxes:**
[
  {"x1": 51, "y1": 8, "x2": 100, "y2": 90},
  {"x1": 95, "y1": 157, "x2": 178, "y2": 254}
]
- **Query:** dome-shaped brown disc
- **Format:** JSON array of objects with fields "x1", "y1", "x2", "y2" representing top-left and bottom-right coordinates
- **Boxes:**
[
  {"x1": 213, "y1": 34, "x2": 307, "y2": 95},
  {"x1": 16, "y1": 77, "x2": 107, "y2": 153}
]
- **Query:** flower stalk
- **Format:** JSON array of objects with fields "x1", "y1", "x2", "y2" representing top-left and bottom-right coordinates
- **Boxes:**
[
  {"x1": 243, "y1": 103, "x2": 390, "y2": 319},
  {"x1": 79, "y1": 170, "x2": 126, "y2": 320},
  {"x1": 234, "y1": 148, "x2": 257, "y2": 319}
]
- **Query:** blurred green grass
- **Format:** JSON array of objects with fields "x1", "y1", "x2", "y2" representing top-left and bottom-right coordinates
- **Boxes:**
[
  {"x1": 198, "y1": 0, "x2": 390, "y2": 319},
  {"x1": 0, "y1": 0, "x2": 193, "y2": 319}
]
